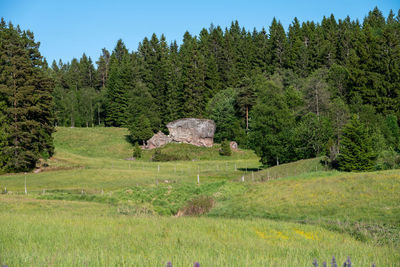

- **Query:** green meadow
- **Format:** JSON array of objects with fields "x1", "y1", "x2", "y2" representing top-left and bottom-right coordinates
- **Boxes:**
[{"x1": 0, "y1": 127, "x2": 399, "y2": 266}]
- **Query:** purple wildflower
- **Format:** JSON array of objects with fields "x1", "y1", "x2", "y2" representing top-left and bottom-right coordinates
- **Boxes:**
[
  {"x1": 313, "y1": 259, "x2": 319, "y2": 267},
  {"x1": 343, "y1": 256, "x2": 352, "y2": 267},
  {"x1": 166, "y1": 262, "x2": 172, "y2": 267},
  {"x1": 331, "y1": 256, "x2": 337, "y2": 267},
  {"x1": 371, "y1": 264, "x2": 376, "y2": 267},
  {"x1": 194, "y1": 262, "x2": 200, "y2": 267},
  {"x1": 322, "y1": 261, "x2": 327, "y2": 267}
]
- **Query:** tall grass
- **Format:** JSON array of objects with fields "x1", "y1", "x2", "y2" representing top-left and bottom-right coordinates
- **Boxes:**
[{"x1": 0, "y1": 195, "x2": 397, "y2": 266}]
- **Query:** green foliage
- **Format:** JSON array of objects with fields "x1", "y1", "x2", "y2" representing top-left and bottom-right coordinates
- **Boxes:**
[
  {"x1": 219, "y1": 139, "x2": 232, "y2": 156},
  {"x1": 248, "y1": 79, "x2": 295, "y2": 166},
  {"x1": 151, "y1": 148, "x2": 183, "y2": 162},
  {"x1": 132, "y1": 142, "x2": 142, "y2": 158},
  {"x1": 206, "y1": 88, "x2": 245, "y2": 144},
  {"x1": 126, "y1": 82, "x2": 160, "y2": 143},
  {"x1": 105, "y1": 42, "x2": 133, "y2": 127},
  {"x1": 382, "y1": 114, "x2": 400, "y2": 152},
  {"x1": 375, "y1": 148, "x2": 400, "y2": 170},
  {"x1": 292, "y1": 113, "x2": 333, "y2": 159},
  {"x1": 337, "y1": 115, "x2": 377, "y2": 172},
  {"x1": 0, "y1": 20, "x2": 55, "y2": 172}
]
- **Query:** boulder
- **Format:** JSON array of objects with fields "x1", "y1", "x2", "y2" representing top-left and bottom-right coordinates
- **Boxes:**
[
  {"x1": 167, "y1": 118, "x2": 216, "y2": 147},
  {"x1": 145, "y1": 131, "x2": 172, "y2": 149},
  {"x1": 230, "y1": 141, "x2": 238, "y2": 150}
]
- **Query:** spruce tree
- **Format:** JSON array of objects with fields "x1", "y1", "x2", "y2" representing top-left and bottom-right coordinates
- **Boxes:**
[
  {"x1": 206, "y1": 88, "x2": 245, "y2": 144},
  {"x1": 248, "y1": 79, "x2": 295, "y2": 166},
  {"x1": 163, "y1": 41, "x2": 183, "y2": 124},
  {"x1": 126, "y1": 82, "x2": 160, "y2": 143},
  {"x1": 268, "y1": 18, "x2": 287, "y2": 71},
  {"x1": 180, "y1": 32, "x2": 207, "y2": 117},
  {"x1": 219, "y1": 139, "x2": 232, "y2": 156},
  {"x1": 337, "y1": 115, "x2": 377, "y2": 171},
  {"x1": 236, "y1": 76, "x2": 257, "y2": 131},
  {"x1": 0, "y1": 20, "x2": 54, "y2": 172},
  {"x1": 105, "y1": 40, "x2": 133, "y2": 127}
]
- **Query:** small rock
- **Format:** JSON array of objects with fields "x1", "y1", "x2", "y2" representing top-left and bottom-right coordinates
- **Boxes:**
[{"x1": 230, "y1": 141, "x2": 238, "y2": 150}]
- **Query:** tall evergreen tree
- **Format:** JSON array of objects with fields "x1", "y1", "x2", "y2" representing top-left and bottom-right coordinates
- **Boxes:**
[
  {"x1": 105, "y1": 40, "x2": 133, "y2": 126},
  {"x1": 127, "y1": 81, "x2": 160, "y2": 143},
  {"x1": 337, "y1": 115, "x2": 377, "y2": 171},
  {"x1": 248, "y1": 79, "x2": 295, "y2": 166},
  {"x1": 206, "y1": 88, "x2": 245, "y2": 144},
  {"x1": 268, "y1": 18, "x2": 287, "y2": 71},
  {"x1": 180, "y1": 32, "x2": 207, "y2": 117},
  {"x1": 0, "y1": 20, "x2": 54, "y2": 172}
]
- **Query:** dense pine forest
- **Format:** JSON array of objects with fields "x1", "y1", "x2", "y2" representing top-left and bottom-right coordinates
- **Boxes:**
[{"x1": 1, "y1": 7, "x2": 400, "y2": 172}]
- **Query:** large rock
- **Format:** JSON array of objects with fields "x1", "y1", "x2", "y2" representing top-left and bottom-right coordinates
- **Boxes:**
[
  {"x1": 167, "y1": 118, "x2": 216, "y2": 147},
  {"x1": 145, "y1": 131, "x2": 172, "y2": 149}
]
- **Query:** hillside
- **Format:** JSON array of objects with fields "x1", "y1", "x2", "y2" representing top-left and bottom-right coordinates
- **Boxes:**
[{"x1": 0, "y1": 127, "x2": 399, "y2": 266}]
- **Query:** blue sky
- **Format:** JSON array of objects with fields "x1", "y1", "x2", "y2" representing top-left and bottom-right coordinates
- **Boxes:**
[{"x1": 1, "y1": 0, "x2": 399, "y2": 64}]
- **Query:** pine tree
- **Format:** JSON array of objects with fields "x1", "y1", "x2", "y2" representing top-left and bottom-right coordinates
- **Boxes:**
[
  {"x1": 337, "y1": 115, "x2": 377, "y2": 171},
  {"x1": 268, "y1": 18, "x2": 287, "y2": 71},
  {"x1": 219, "y1": 139, "x2": 232, "y2": 156},
  {"x1": 126, "y1": 82, "x2": 160, "y2": 143},
  {"x1": 236, "y1": 76, "x2": 257, "y2": 131},
  {"x1": 180, "y1": 32, "x2": 207, "y2": 117},
  {"x1": 105, "y1": 40, "x2": 133, "y2": 126},
  {"x1": 163, "y1": 41, "x2": 183, "y2": 123},
  {"x1": 206, "y1": 88, "x2": 245, "y2": 144},
  {"x1": 248, "y1": 79, "x2": 295, "y2": 166},
  {"x1": 96, "y1": 48, "x2": 110, "y2": 89},
  {"x1": 0, "y1": 20, "x2": 54, "y2": 172}
]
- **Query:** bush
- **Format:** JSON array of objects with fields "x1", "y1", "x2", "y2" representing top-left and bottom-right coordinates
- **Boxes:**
[
  {"x1": 133, "y1": 142, "x2": 142, "y2": 158},
  {"x1": 152, "y1": 148, "x2": 181, "y2": 162},
  {"x1": 337, "y1": 115, "x2": 376, "y2": 171},
  {"x1": 375, "y1": 149, "x2": 400, "y2": 170},
  {"x1": 178, "y1": 196, "x2": 215, "y2": 216},
  {"x1": 219, "y1": 140, "x2": 232, "y2": 156}
]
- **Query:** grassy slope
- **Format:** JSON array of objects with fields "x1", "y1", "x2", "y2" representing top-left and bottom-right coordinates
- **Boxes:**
[
  {"x1": 0, "y1": 127, "x2": 399, "y2": 266},
  {"x1": 1, "y1": 195, "x2": 397, "y2": 266},
  {"x1": 0, "y1": 127, "x2": 259, "y2": 191}
]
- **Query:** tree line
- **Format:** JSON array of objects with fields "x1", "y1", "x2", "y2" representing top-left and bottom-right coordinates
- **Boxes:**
[
  {"x1": 50, "y1": 7, "x2": 400, "y2": 170},
  {"x1": 1, "y1": 7, "x2": 400, "y2": 172}
]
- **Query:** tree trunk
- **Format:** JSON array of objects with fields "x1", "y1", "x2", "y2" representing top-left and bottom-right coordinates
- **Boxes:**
[
  {"x1": 246, "y1": 106, "x2": 249, "y2": 131},
  {"x1": 315, "y1": 85, "x2": 320, "y2": 120},
  {"x1": 98, "y1": 105, "x2": 101, "y2": 126}
]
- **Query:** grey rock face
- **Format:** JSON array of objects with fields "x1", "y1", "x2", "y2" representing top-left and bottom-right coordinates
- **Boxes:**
[
  {"x1": 144, "y1": 118, "x2": 216, "y2": 149},
  {"x1": 167, "y1": 118, "x2": 216, "y2": 147},
  {"x1": 145, "y1": 131, "x2": 172, "y2": 149}
]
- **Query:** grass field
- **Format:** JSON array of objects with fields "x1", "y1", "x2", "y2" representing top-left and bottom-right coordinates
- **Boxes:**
[{"x1": 0, "y1": 127, "x2": 399, "y2": 266}]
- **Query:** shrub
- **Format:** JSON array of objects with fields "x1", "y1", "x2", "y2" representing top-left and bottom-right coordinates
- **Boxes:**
[
  {"x1": 152, "y1": 148, "x2": 180, "y2": 162},
  {"x1": 219, "y1": 140, "x2": 232, "y2": 156},
  {"x1": 133, "y1": 142, "x2": 142, "y2": 158},
  {"x1": 178, "y1": 196, "x2": 215, "y2": 216},
  {"x1": 337, "y1": 115, "x2": 376, "y2": 171},
  {"x1": 375, "y1": 148, "x2": 400, "y2": 170}
]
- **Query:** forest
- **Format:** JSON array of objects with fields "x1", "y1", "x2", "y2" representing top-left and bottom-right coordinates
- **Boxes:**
[{"x1": 1, "y1": 7, "x2": 400, "y2": 172}]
